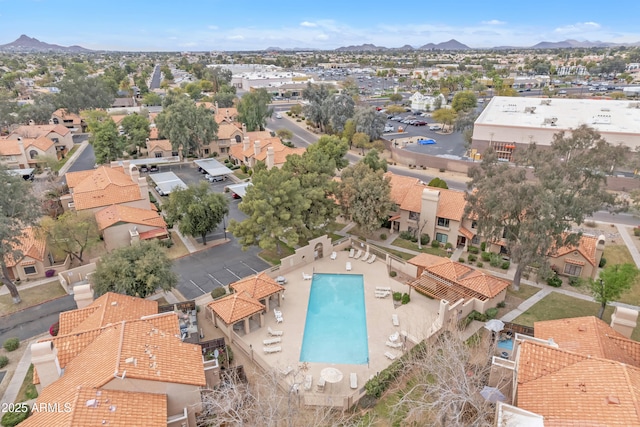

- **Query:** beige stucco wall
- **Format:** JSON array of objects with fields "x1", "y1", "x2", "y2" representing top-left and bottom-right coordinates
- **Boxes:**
[
  {"x1": 102, "y1": 377, "x2": 202, "y2": 427},
  {"x1": 11, "y1": 258, "x2": 47, "y2": 281},
  {"x1": 549, "y1": 253, "x2": 597, "y2": 280},
  {"x1": 102, "y1": 223, "x2": 159, "y2": 252}
]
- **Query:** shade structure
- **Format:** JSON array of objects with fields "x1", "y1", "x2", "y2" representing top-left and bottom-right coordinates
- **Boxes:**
[
  {"x1": 484, "y1": 319, "x2": 505, "y2": 333},
  {"x1": 480, "y1": 385, "x2": 506, "y2": 403},
  {"x1": 320, "y1": 367, "x2": 343, "y2": 384}
]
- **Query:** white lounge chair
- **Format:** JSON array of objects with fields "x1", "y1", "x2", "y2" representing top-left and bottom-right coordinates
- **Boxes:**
[
  {"x1": 330, "y1": 251, "x2": 337, "y2": 260},
  {"x1": 350, "y1": 373, "x2": 358, "y2": 389},
  {"x1": 263, "y1": 337, "x2": 282, "y2": 345},
  {"x1": 392, "y1": 314, "x2": 400, "y2": 327},
  {"x1": 268, "y1": 327, "x2": 283, "y2": 336},
  {"x1": 304, "y1": 374, "x2": 313, "y2": 391},
  {"x1": 274, "y1": 308, "x2": 282, "y2": 317},
  {"x1": 317, "y1": 376, "x2": 326, "y2": 392},
  {"x1": 386, "y1": 340, "x2": 403, "y2": 348},
  {"x1": 349, "y1": 248, "x2": 355, "y2": 258},
  {"x1": 276, "y1": 313, "x2": 283, "y2": 323},
  {"x1": 346, "y1": 262, "x2": 352, "y2": 271},
  {"x1": 353, "y1": 249, "x2": 362, "y2": 259},
  {"x1": 376, "y1": 287, "x2": 391, "y2": 292},
  {"x1": 280, "y1": 365, "x2": 293, "y2": 376},
  {"x1": 361, "y1": 252, "x2": 370, "y2": 262},
  {"x1": 375, "y1": 291, "x2": 390, "y2": 298},
  {"x1": 384, "y1": 351, "x2": 397, "y2": 360},
  {"x1": 367, "y1": 254, "x2": 377, "y2": 264},
  {"x1": 264, "y1": 346, "x2": 282, "y2": 354},
  {"x1": 302, "y1": 272, "x2": 312, "y2": 280},
  {"x1": 389, "y1": 331, "x2": 400, "y2": 342}
]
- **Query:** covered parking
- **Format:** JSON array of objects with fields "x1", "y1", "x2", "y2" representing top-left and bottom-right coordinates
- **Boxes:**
[
  {"x1": 227, "y1": 182, "x2": 252, "y2": 199},
  {"x1": 150, "y1": 171, "x2": 188, "y2": 196},
  {"x1": 194, "y1": 158, "x2": 233, "y2": 180}
]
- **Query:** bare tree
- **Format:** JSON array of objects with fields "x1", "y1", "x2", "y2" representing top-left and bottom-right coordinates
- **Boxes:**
[{"x1": 393, "y1": 330, "x2": 508, "y2": 427}]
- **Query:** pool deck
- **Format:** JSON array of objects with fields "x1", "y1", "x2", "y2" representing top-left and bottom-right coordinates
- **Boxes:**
[{"x1": 238, "y1": 250, "x2": 440, "y2": 398}]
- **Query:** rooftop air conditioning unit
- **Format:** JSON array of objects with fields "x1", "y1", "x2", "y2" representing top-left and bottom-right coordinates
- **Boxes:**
[
  {"x1": 524, "y1": 106, "x2": 536, "y2": 114},
  {"x1": 540, "y1": 100, "x2": 551, "y2": 106}
]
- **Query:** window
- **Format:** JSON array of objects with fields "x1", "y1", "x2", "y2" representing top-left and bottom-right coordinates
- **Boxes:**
[
  {"x1": 471, "y1": 220, "x2": 477, "y2": 229},
  {"x1": 235, "y1": 135, "x2": 242, "y2": 143},
  {"x1": 51, "y1": 138, "x2": 59, "y2": 143},
  {"x1": 408, "y1": 211, "x2": 420, "y2": 221},
  {"x1": 155, "y1": 152, "x2": 162, "y2": 158},
  {"x1": 171, "y1": 151, "x2": 179, "y2": 157},
  {"x1": 23, "y1": 266, "x2": 36, "y2": 275},
  {"x1": 29, "y1": 150, "x2": 38, "y2": 159},
  {"x1": 437, "y1": 217, "x2": 450, "y2": 228},
  {"x1": 52, "y1": 118, "x2": 59, "y2": 124},
  {"x1": 204, "y1": 149, "x2": 210, "y2": 155},
  {"x1": 471, "y1": 235, "x2": 480, "y2": 245},
  {"x1": 564, "y1": 263, "x2": 582, "y2": 277},
  {"x1": 436, "y1": 233, "x2": 448, "y2": 243}
]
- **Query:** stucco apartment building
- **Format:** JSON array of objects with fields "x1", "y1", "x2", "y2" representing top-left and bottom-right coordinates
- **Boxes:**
[
  {"x1": 472, "y1": 96, "x2": 640, "y2": 161},
  {"x1": 229, "y1": 132, "x2": 305, "y2": 169},
  {"x1": 0, "y1": 123, "x2": 74, "y2": 168},
  {"x1": 25, "y1": 292, "x2": 208, "y2": 427},
  {"x1": 61, "y1": 162, "x2": 167, "y2": 252},
  {"x1": 3, "y1": 227, "x2": 70, "y2": 282}
]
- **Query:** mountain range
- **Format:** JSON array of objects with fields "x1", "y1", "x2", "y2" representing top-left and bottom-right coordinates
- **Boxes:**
[{"x1": 0, "y1": 35, "x2": 92, "y2": 53}]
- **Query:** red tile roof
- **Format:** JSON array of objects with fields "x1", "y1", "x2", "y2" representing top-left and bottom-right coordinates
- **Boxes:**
[
  {"x1": 207, "y1": 291, "x2": 265, "y2": 324},
  {"x1": 3, "y1": 227, "x2": 47, "y2": 268},
  {"x1": 230, "y1": 272, "x2": 285, "y2": 301},
  {"x1": 549, "y1": 234, "x2": 601, "y2": 267},
  {"x1": 65, "y1": 166, "x2": 143, "y2": 210},
  {"x1": 95, "y1": 204, "x2": 166, "y2": 231}
]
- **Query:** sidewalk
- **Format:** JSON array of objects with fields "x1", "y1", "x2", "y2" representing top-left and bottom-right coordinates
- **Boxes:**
[
  {"x1": 0, "y1": 277, "x2": 61, "y2": 296},
  {"x1": 0, "y1": 334, "x2": 43, "y2": 406}
]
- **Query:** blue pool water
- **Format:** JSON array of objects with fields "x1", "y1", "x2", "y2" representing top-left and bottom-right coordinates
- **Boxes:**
[
  {"x1": 497, "y1": 339, "x2": 513, "y2": 351},
  {"x1": 299, "y1": 273, "x2": 369, "y2": 364}
]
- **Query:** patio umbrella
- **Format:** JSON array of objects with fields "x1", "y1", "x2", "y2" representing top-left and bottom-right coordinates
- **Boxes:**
[
  {"x1": 484, "y1": 319, "x2": 505, "y2": 333},
  {"x1": 320, "y1": 367, "x2": 343, "y2": 391},
  {"x1": 480, "y1": 385, "x2": 506, "y2": 403}
]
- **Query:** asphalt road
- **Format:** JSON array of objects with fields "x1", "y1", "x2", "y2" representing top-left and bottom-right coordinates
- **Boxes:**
[
  {"x1": 67, "y1": 141, "x2": 96, "y2": 173},
  {"x1": 149, "y1": 65, "x2": 161, "y2": 90},
  {"x1": 0, "y1": 295, "x2": 76, "y2": 343}
]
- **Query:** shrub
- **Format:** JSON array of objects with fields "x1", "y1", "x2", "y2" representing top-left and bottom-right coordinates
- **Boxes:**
[
  {"x1": 45, "y1": 269, "x2": 55, "y2": 278},
  {"x1": 568, "y1": 276, "x2": 582, "y2": 287},
  {"x1": 599, "y1": 257, "x2": 607, "y2": 268},
  {"x1": 583, "y1": 220, "x2": 597, "y2": 228},
  {"x1": 497, "y1": 301, "x2": 506, "y2": 308},
  {"x1": 410, "y1": 235, "x2": 418, "y2": 243},
  {"x1": 389, "y1": 271, "x2": 397, "y2": 278},
  {"x1": 379, "y1": 233, "x2": 387, "y2": 240},
  {"x1": 481, "y1": 251, "x2": 491, "y2": 262},
  {"x1": 431, "y1": 240, "x2": 440, "y2": 248},
  {"x1": 476, "y1": 261, "x2": 484, "y2": 268},
  {"x1": 392, "y1": 292, "x2": 402, "y2": 301},
  {"x1": 401, "y1": 293, "x2": 410, "y2": 304},
  {"x1": 240, "y1": 164, "x2": 248, "y2": 173},
  {"x1": 399, "y1": 230, "x2": 414, "y2": 240},
  {"x1": 480, "y1": 242, "x2": 487, "y2": 251},
  {"x1": 444, "y1": 242, "x2": 453, "y2": 249},
  {"x1": 634, "y1": 227, "x2": 640, "y2": 237},
  {"x1": 458, "y1": 257, "x2": 465, "y2": 263},
  {"x1": 365, "y1": 341, "x2": 427, "y2": 398},
  {"x1": 489, "y1": 254, "x2": 501, "y2": 268},
  {"x1": 0, "y1": 355, "x2": 8, "y2": 368},
  {"x1": 547, "y1": 274, "x2": 562, "y2": 288},
  {"x1": 1, "y1": 407, "x2": 31, "y2": 427},
  {"x1": 485, "y1": 307, "x2": 499, "y2": 319},
  {"x1": 210, "y1": 287, "x2": 227, "y2": 299},
  {"x1": 467, "y1": 254, "x2": 477, "y2": 262},
  {"x1": 49, "y1": 322, "x2": 59, "y2": 337},
  {"x1": 439, "y1": 168, "x2": 446, "y2": 173},
  {"x1": 3, "y1": 337, "x2": 19, "y2": 352},
  {"x1": 468, "y1": 246, "x2": 479, "y2": 254},
  {"x1": 420, "y1": 234, "x2": 430, "y2": 245},
  {"x1": 501, "y1": 261, "x2": 510, "y2": 269}
]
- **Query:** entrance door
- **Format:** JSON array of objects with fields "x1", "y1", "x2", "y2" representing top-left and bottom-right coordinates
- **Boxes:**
[{"x1": 456, "y1": 236, "x2": 466, "y2": 248}]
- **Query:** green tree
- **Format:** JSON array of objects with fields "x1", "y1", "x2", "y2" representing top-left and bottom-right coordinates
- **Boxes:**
[
  {"x1": 228, "y1": 168, "x2": 310, "y2": 254},
  {"x1": 142, "y1": 92, "x2": 162, "y2": 106},
  {"x1": 362, "y1": 149, "x2": 387, "y2": 172},
  {"x1": 428, "y1": 177, "x2": 448, "y2": 189},
  {"x1": 451, "y1": 91, "x2": 477, "y2": 112},
  {"x1": 592, "y1": 264, "x2": 639, "y2": 319},
  {"x1": 91, "y1": 119, "x2": 122, "y2": 164},
  {"x1": 92, "y1": 241, "x2": 177, "y2": 298},
  {"x1": 306, "y1": 135, "x2": 349, "y2": 170},
  {"x1": 352, "y1": 132, "x2": 371, "y2": 155},
  {"x1": 302, "y1": 83, "x2": 334, "y2": 132},
  {"x1": 466, "y1": 125, "x2": 628, "y2": 290},
  {"x1": 432, "y1": 108, "x2": 457, "y2": 132},
  {"x1": 156, "y1": 95, "x2": 218, "y2": 157},
  {"x1": 120, "y1": 113, "x2": 150, "y2": 154},
  {"x1": 81, "y1": 110, "x2": 110, "y2": 133},
  {"x1": 389, "y1": 93, "x2": 403, "y2": 103},
  {"x1": 39, "y1": 211, "x2": 100, "y2": 264},
  {"x1": 212, "y1": 91, "x2": 236, "y2": 108},
  {"x1": 275, "y1": 128, "x2": 293, "y2": 143},
  {"x1": 353, "y1": 107, "x2": 385, "y2": 141},
  {"x1": 237, "y1": 88, "x2": 273, "y2": 131},
  {"x1": 342, "y1": 119, "x2": 356, "y2": 147},
  {"x1": 290, "y1": 104, "x2": 303, "y2": 116},
  {"x1": 55, "y1": 73, "x2": 115, "y2": 114},
  {"x1": 337, "y1": 162, "x2": 395, "y2": 234},
  {"x1": 0, "y1": 166, "x2": 42, "y2": 303},
  {"x1": 164, "y1": 182, "x2": 229, "y2": 246},
  {"x1": 325, "y1": 93, "x2": 355, "y2": 134}
]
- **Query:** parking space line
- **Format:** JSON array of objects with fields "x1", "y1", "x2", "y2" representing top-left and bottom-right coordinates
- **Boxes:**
[
  {"x1": 225, "y1": 267, "x2": 242, "y2": 280},
  {"x1": 240, "y1": 261, "x2": 259, "y2": 274},
  {"x1": 189, "y1": 280, "x2": 206, "y2": 295},
  {"x1": 208, "y1": 273, "x2": 224, "y2": 286}
]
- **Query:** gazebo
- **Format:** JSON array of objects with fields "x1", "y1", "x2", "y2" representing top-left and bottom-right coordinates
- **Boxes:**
[
  {"x1": 207, "y1": 291, "x2": 266, "y2": 342},
  {"x1": 230, "y1": 272, "x2": 285, "y2": 312}
]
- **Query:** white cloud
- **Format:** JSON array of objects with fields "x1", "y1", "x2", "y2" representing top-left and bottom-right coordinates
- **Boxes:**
[
  {"x1": 228, "y1": 35, "x2": 244, "y2": 40},
  {"x1": 207, "y1": 25, "x2": 218, "y2": 30},
  {"x1": 482, "y1": 19, "x2": 505, "y2": 25},
  {"x1": 315, "y1": 34, "x2": 329, "y2": 41},
  {"x1": 554, "y1": 21, "x2": 601, "y2": 34},
  {"x1": 300, "y1": 21, "x2": 317, "y2": 27}
]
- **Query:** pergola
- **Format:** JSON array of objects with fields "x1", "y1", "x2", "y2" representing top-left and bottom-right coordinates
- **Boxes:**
[
  {"x1": 230, "y1": 272, "x2": 285, "y2": 312},
  {"x1": 207, "y1": 291, "x2": 265, "y2": 342}
]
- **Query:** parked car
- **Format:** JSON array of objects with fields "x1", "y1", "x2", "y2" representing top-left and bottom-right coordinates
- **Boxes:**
[
  {"x1": 275, "y1": 112, "x2": 282, "y2": 119},
  {"x1": 208, "y1": 175, "x2": 226, "y2": 182},
  {"x1": 429, "y1": 125, "x2": 442, "y2": 131},
  {"x1": 384, "y1": 125, "x2": 394, "y2": 133},
  {"x1": 413, "y1": 120, "x2": 427, "y2": 126},
  {"x1": 155, "y1": 186, "x2": 166, "y2": 196},
  {"x1": 139, "y1": 165, "x2": 149, "y2": 172},
  {"x1": 232, "y1": 193, "x2": 241, "y2": 199},
  {"x1": 149, "y1": 165, "x2": 159, "y2": 172}
]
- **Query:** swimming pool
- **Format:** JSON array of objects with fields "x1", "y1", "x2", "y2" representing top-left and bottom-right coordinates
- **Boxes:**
[{"x1": 299, "y1": 273, "x2": 369, "y2": 365}]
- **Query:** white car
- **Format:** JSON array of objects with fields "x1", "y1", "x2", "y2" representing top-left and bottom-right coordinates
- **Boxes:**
[
  {"x1": 384, "y1": 125, "x2": 394, "y2": 133},
  {"x1": 275, "y1": 112, "x2": 282, "y2": 119},
  {"x1": 429, "y1": 125, "x2": 442, "y2": 131}
]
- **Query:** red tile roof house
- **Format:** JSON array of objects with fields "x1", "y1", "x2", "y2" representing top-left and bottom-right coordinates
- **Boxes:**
[
  {"x1": 229, "y1": 132, "x2": 305, "y2": 170},
  {"x1": 7, "y1": 122, "x2": 74, "y2": 161},
  {"x1": 3, "y1": 226, "x2": 70, "y2": 282},
  {"x1": 50, "y1": 108, "x2": 87, "y2": 132},
  {"x1": 492, "y1": 314, "x2": 640, "y2": 426},
  {"x1": 60, "y1": 162, "x2": 167, "y2": 251},
  {"x1": 26, "y1": 292, "x2": 208, "y2": 427}
]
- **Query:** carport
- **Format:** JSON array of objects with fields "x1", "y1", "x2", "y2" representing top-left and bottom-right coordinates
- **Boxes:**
[
  {"x1": 194, "y1": 158, "x2": 233, "y2": 179},
  {"x1": 150, "y1": 172, "x2": 188, "y2": 195},
  {"x1": 227, "y1": 182, "x2": 252, "y2": 198}
]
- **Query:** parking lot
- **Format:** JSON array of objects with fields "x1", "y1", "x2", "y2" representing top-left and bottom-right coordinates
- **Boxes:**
[{"x1": 148, "y1": 163, "x2": 270, "y2": 299}]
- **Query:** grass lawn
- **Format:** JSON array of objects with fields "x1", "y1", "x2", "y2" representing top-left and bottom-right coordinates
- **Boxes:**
[
  {"x1": 510, "y1": 292, "x2": 640, "y2": 337},
  {"x1": 368, "y1": 243, "x2": 415, "y2": 260},
  {"x1": 391, "y1": 236, "x2": 449, "y2": 258},
  {"x1": 507, "y1": 283, "x2": 541, "y2": 300},
  {"x1": 233, "y1": 169, "x2": 250, "y2": 180},
  {"x1": 54, "y1": 145, "x2": 79, "y2": 172},
  {"x1": 0, "y1": 281, "x2": 67, "y2": 317},
  {"x1": 14, "y1": 364, "x2": 38, "y2": 403},
  {"x1": 164, "y1": 231, "x2": 190, "y2": 259},
  {"x1": 603, "y1": 244, "x2": 640, "y2": 306},
  {"x1": 259, "y1": 243, "x2": 296, "y2": 265}
]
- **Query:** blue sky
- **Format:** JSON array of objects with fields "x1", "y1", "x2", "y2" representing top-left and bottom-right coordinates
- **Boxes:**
[{"x1": 1, "y1": 0, "x2": 639, "y2": 51}]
